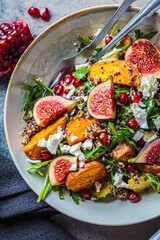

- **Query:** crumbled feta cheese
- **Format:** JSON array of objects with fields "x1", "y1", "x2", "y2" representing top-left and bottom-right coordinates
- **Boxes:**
[
  {"x1": 133, "y1": 131, "x2": 144, "y2": 142},
  {"x1": 74, "y1": 96, "x2": 88, "y2": 109},
  {"x1": 59, "y1": 143, "x2": 71, "y2": 154},
  {"x1": 113, "y1": 172, "x2": 128, "y2": 189},
  {"x1": 69, "y1": 143, "x2": 85, "y2": 161},
  {"x1": 46, "y1": 132, "x2": 64, "y2": 155},
  {"x1": 70, "y1": 135, "x2": 78, "y2": 142},
  {"x1": 82, "y1": 139, "x2": 93, "y2": 150},
  {"x1": 131, "y1": 103, "x2": 148, "y2": 129},
  {"x1": 143, "y1": 130, "x2": 158, "y2": 143},
  {"x1": 75, "y1": 62, "x2": 90, "y2": 71},
  {"x1": 69, "y1": 163, "x2": 77, "y2": 171},
  {"x1": 26, "y1": 158, "x2": 41, "y2": 164},
  {"x1": 94, "y1": 28, "x2": 102, "y2": 36},
  {"x1": 57, "y1": 126, "x2": 62, "y2": 133},
  {"x1": 138, "y1": 101, "x2": 146, "y2": 108},
  {"x1": 79, "y1": 161, "x2": 85, "y2": 168},
  {"x1": 65, "y1": 88, "x2": 75, "y2": 99},
  {"x1": 153, "y1": 116, "x2": 160, "y2": 130},
  {"x1": 94, "y1": 181, "x2": 102, "y2": 193},
  {"x1": 37, "y1": 138, "x2": 47, "y2": 147},
  {"x1": 138, "y1": 74, "x2": 158, "y2": 99}
]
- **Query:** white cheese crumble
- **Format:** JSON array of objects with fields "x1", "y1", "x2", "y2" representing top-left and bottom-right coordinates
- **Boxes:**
[
  {"x1": 59, "y1": 143, "x2": 71, "y2": 154},
  {"x1": 69, "y1": 142, "x2": 85, "y2": 161},
  {"x1": 57, "y1": 126, "x2": 62, "y2": 133},
  {"x1": 70, "y1": 135, "x2": 78, "y2": 142},
  {"x1": 143, "y1": 130, "x2": 158, "y2": 143},
  {"x1": 138, "y1": 74, "x2": 158, "y2": 99},
  {"x1": 82, "y1": 139, "x2": 93, "y2": 150},
  {"x1": 74, "y1": 96, "x2": 88, "y2": 109},
  {"x1": 113, "y1": 172, "x2": 128, "y2": 189},
  {"x1": 153, "y1": 116, "x2": 160, "y2": 131},
  {"x1": 69, "y1": 163, "x2": 77, "y2": 171},
  {"x1": 75, "y1": 62, "x2": 91, "y2": 71},
  {"x1": 138, "y1": 101, "x2": 146, "y2": 108},
  {"x1": 79, "y1": 161, "x2": 85, "y2": 168},
  {"x1": 133, "y1": 131, "x2": 144, "y2": 142},
  {"x1": 94, "y1": 28, "x2": 102, "y2": 36},
  {"x1": 64, "y1": 88, "x2": 75, "y2": 99},
  {"x1": 46, "y1": 132, "x2": 64, "y2": 154},
  {"x1": 37, "y1": 138, "x2": 47, "y2": 147},
  {"x1": 131, "y1": 103, "x2": 148, "y2": 129},
  {"x1": 94, "y1": 181, "x2": 102, "y2": 193}
]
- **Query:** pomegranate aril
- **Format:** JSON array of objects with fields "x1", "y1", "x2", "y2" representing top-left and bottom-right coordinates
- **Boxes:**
[
  {"x1": 119, "y1": 93, "x2": 128, "y2": 104},
  {"x1": 99, "y1": 132, "x2": 109, "y2": 145},
  {"x1": 64, "y1": 74, "x2": 73, "y2": 85},
  {"x1": 126, "y1": 164, "x2": 137, "y2": 172},
  {"x1": 72, "y1": 78, "x2": 83, "y2": 88},
  {"x1": 80, "y1": 189, "x2": 91, "y2": 199},
  {"x1": 130, "y1": 92, "x2": 140, "y2": 103},
  {"x1": 40, "y1": 151, "x2": 53, "y2": 161},
  {"x1": 3, "y1": 61, "x2": 8, "y2": 70},
  {"x1": 40, "y1": 8, "x2": 50, "y2": 21},
  {"x1": 59, "y1": 79, "x2": 65, "y2": 85},
  {"x1": 54, "y1": 84, "x2": 64, "y2": 96},
  {"x1": 127, "y1": 190, "x2": 141, "y2": 203},
  {"x1": 28, "y1": 7, "x2": 40, "y2": 18},
  {"x1": 127, "y1": 119, "x2": 139, "y2": 129},
  {"x1": 105, "y1": 35, "x2": 113, "y2": 45},
  {"x1": 137, "y1": 138, "x2": 146, "y2": 148},
  {"x1": 18, "y1": 45, "x2": 26, "y2": 53},
  {"x1": 64, "y1": 89, "x2": 70, "y2": 95}
]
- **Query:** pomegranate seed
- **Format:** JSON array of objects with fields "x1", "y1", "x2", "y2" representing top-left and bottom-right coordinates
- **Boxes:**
[
  {"x1": 54, "y1": 84, "x2": 64, "y2": 96},
  {"x1": 40, "y1": 151, "x2": 53, "y2": 161},
  {"x1": 80, "y1": 189, "x2": 91, "y2": 199},
  {"x1": 64, "y1": 74, "x2": 73, "y2": 85},
  {"x1": 126, "y1": 164, "x2": 137, "y2": 172},
  {"x1": 99, "y1": 132, "x2": 109, "y2": 145},
  {"x1": 72, "y1": 78, "x2": 83, "y2": 88},
  {"x1": 18, "y1": 45, "x2": 26, "y2": 53},
  {"x1": 127, "y1": 190, "x2": 141, "y2": 203},
  {"x1": 28, "y1": 7, "x2": 40, "y2": 18},
  {"x1": 137, "y1": 138, "x2": 146, "y2": 148},
  {"x1": 40, "y1": 8, "x2": 50, "y2": 21},
  {"x1": 119, "y1": 93, "x2": 128, "y2": 104},
  {"x1": 0, "y1": 55, "x2": 3, "y2": 61},
  {"x1": 59, "y1": 79, "x2": 65, "y2": 86},
  {"x1": 64, "y1": 89, "x2": 70, "y2": 95},
  {"x1": 105, "y1": 35, "x2": 113, "y2": 45},
  {"x1": 130, "y1": 92, "x2": 140, "y2": 103},
  {"x1": 127, "y1": 119, "x2": 139, "y2": 129},
  {"x1": 3, "y1": 60, "x2": 8, "y2": 70}
]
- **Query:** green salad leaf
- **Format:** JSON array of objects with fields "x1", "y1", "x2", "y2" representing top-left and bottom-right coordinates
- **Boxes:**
[
  {"x1": 143, "y1": 173, "x2": 160, "y2": 192},
  {"x1": 134, "y1": 29, "x2": 158, "y2": 40},
  {"x1": 74, "y1": 68, "x2": 90, "y2": 81}
]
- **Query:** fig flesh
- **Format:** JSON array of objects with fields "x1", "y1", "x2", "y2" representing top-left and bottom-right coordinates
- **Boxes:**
[
  {"x1": 128, "y1": 138, "x2": 160, "y2": 164},
  {"x1": 48, "y1": 156, "x2": 77, "y2": 186},
  {"x1": 87, "y1": 78, "x2": 116, "y2": 120},
  {"x1": 125, "y1": 38, "x2": 160, "y2": 78},
  {"x1": 33, "y1": 96, "x2": 78, "y2": 127}
]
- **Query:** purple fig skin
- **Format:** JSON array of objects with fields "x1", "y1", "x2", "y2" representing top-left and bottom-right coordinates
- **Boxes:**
[{"x1": 128, "y1": 138, "x2": 160, "y2": 164}]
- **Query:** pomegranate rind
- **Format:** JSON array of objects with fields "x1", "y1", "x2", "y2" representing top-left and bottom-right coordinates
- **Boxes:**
[
  {"x1": 48, "y1": 156, "x2": 77, "y2": 186},
  {"x1": 87, "y1": 78, "x2": 116, "y2": 120},
  {"x1": 128, "y1": 138, "x2": 160, "y2": 164},
  {"x1": 125, "y1": 38, "x2": 160, "y2": 78},
  {"x1": 33, "y1": 96, "x2": 78, "y2": 127}
]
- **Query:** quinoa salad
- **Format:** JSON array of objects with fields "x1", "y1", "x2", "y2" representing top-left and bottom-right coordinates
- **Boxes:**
[{"x1": 20, "y1": 25, "x2": 160, "y2": 204}]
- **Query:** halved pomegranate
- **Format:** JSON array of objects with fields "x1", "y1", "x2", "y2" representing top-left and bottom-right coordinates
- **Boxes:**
[{"x1": 0, "y1": 20, "x2": 34, "y2": 77}]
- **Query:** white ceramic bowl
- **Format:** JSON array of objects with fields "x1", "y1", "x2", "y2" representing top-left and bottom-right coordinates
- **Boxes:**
[{"x1": 4, "y1": 6, "x2": 160, "y2": 225}]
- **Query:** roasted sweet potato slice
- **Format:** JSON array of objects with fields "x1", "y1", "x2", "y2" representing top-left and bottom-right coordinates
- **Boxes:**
[
  {"x1": 138, "y1": 164, "x2": 160, "y2": 177},
  {"x1": 88, "y1": 60, "x2": 141, "y2": 87},
  {"x1": 128, "y1": 175, "x2": 150, "y2": 192},
  {"x1": 112, "y1": 142, "x2": 136, "y2": 163},
  {"x1": 65, "y1": 161, "x2": 107, "y2": 192},
  {"x1": 24, "y1": 116, "x2": 66, "y2": 160},
  {"x1": 65, "y1": 116, "x2": 101, "y2": 145}
]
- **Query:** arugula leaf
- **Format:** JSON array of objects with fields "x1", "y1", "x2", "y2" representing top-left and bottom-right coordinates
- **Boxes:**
[
  {"x1": 92, "y1": 48, "x2": 101, "y2": 57},
  {"x1": 77, "y1": 35, "x2": 91, "y2": 50},
  {"x1": 134, "y1": 29, "x2": 158, "y2": 40},
  {"x1": 82, "y1": 144, "x2": 109, "y2": 159},
  {"x1": 52, "y1": 185, "x2": 66, "y2": 200},
  {"x1": 74, "y1": 68, "x2": 90, "y2": 81},
  {"x1": 26, "y1": 159, "x2": 52, "y2": 172},
  {"x1": 70, "y1": 191, "x2": 82, "y2": 204},
  {"x1": 84, "y1": 81, "x2": 92, "y2": 93},
  {"x1": 108, "y1": 121, "x2": 118, "y2": 135},
  {"x1": 114, "y1": 85, "x2": 129, "y2": 99},
  {"x1": 143, "y1": 173, "x2": 160, "y2": 192},
  {"x1": 74, "y1": 101, "x2": 87, "y2": 119}
]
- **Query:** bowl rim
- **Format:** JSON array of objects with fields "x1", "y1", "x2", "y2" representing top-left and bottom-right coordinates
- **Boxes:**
[{"x1": 4, "y1": 5, "x2": 160, "y2": 226}]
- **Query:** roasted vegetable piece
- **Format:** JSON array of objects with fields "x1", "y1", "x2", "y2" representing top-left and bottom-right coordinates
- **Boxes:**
[
  {"x1": 65, "y1": 161, "x2": 107, "y2": 192},
  {"x1": 90, "y1": 179, "x2": 113, "y2": 198},
  {"x1": 138, "y1": 164, "x2": 160, "y2": 177},
  {"x1": 128, "y1": 175, "x2": 151, "y2": 192},
  {"x1": 24, "y1": 117, "x2": 66, "y2": 160},
  {"x1": 65, "y1": 116, "x2": 101, "y2": 145},
  {"x1": 119, "y1": 35, "x2": 132, "y2": 53},
  {"x1": 87, "y1": 60, "x2": 141, "y2": 87},
  {"x1": 112, "y1": 142, "x2": 136, "y2": 163}
]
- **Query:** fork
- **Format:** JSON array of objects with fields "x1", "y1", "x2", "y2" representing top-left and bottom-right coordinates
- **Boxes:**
[{"x1": 44, "y1": 0, "x2": 159, "y2": 94}]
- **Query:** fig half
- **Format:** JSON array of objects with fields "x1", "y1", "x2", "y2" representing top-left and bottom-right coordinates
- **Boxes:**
[
  {"x1": 128, "y1": 138, "x2": 160, "y2": 164},
  {"x1": 33, "y1": 96, "x2": 78, "y2": 127},
  {"x1": 87, "y1": 77, "x2": 116, "y2": 120},
  {"x1": 125, "y1": 38, "x2": 160, "y2": 78},
  {"x1": 48, "y1": 156, "x2": 77, "y2": 186}
]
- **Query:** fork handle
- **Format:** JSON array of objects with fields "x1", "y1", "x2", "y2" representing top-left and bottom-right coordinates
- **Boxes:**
[
  {"x1": 88, "y1": 0, "x2": 137, "y2": 51},
  {"x1": 94, "y1": 0, "x2": 160, "y2": 60}
]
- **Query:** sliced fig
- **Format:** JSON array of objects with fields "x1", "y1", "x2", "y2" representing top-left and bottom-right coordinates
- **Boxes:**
[
  {"x1": 33, "y1": 96, "x2": 78, "y2": 127},
  {"x1": 129, "y1": 138, "x2": 160, "y2": 164},
  {"x1": 125, "y1": 38, "x2": 160, "y2": 78},
  {"x1": 87, "y1": 78, "x2": 116, "y2": 120},
  {"x1": 48, "y1": 156, "x2": 77, "y2": 186}
]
